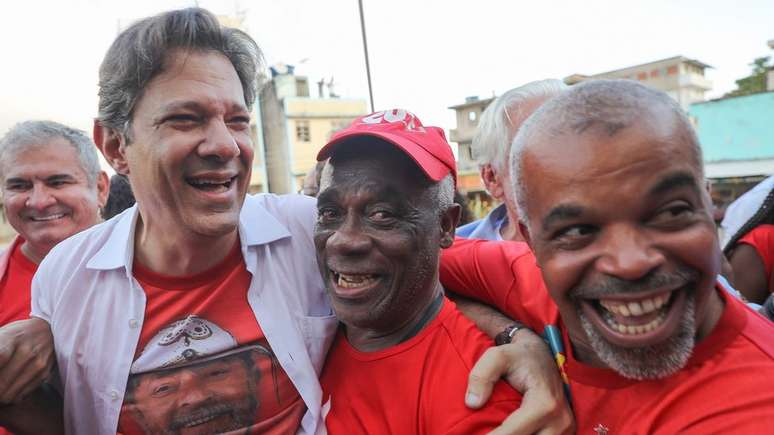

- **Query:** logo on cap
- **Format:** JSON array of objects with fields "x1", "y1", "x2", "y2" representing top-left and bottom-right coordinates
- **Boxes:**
[{"x1": 359, "y1": 109, "x2": 426, "y2": 133}]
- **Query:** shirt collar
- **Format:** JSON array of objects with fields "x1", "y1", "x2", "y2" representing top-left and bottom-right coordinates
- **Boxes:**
[
  {"x1": 86, "y1": 205, "x2": 139, "y2": 271},
  {"x1": 238, "y1": 194, "x2": 292, "y2": 246},
  {"x1": 469, "y1": 203, "x2": 509, "y2": 241},
  {"x1": 86, "y1": 195, "x2": 292, "y2": 271}
]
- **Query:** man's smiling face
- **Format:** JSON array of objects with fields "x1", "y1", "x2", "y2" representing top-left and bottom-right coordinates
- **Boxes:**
[
  {"x1": 1, "y1": 138, "x2": 107, "y2": 258},
  {"x1": 520, "y1": 108, "x2": 721, "y2": 380},
  {"x1": 314, "y1": 142, "x2": 448, "y2": 333},
  {"x1": 121, "y1": 49, "x2": 254, "y2": 242}
]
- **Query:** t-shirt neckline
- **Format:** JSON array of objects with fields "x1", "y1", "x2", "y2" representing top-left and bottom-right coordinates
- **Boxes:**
[
  {"x1": 132, "y1": 240, "x2": 243, "y2": 289},
  {"x1": 562, "y1": 287, "x2": 745, "y2": 389}
]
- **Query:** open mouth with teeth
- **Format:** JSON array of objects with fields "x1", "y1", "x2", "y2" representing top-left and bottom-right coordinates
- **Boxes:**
[
  {"x1": 29, "y1": 213, "x2": 67, "y2": 222},
  {"x1": 186, "y1": 176, "x2": 238, "y2": 193},
  {"x1": 329, "y1": 270, "x2": 383, "y2": 299},
  {"x1": 579, "y1": 286, "x2": 688, "y2": 347}
]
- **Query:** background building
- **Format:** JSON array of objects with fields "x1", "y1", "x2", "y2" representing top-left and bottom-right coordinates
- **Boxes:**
[
  {"x1": 565, "y1": 56, "x2": 713, "y2": 110},
  {"x1": 689, "y1": 90, "x2": 774, "y2": 209},
  {"x1": 258, "y1": 64, "x2": 368, "y2": 193},
  {"x1": 448, "y1": 96, "x2": 495, "y2": 217}
]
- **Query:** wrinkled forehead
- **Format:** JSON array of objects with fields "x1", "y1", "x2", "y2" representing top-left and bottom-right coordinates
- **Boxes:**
[
  {"x1": 319, "y1": 153, "x2": 431, "y2": 204},
  {"x1": 323, "y1": 144, "x2": 427, "y2": 186},
  {"x1": 2, "y1": 138, "x2": 88, "y2": 176},
  {"x1": 521, "y1": 116, "x2": 704, "y2": 219},
  {"x1": 526, "y1": 107, "x2": 701, "y2": 179}
]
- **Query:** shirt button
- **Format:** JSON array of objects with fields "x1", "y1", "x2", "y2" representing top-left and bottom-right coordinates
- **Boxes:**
[
  {"x1": 128, "y1": 318, "x2": 139, "y2": 328},
  {"x1": 110, "y1": 389, "x2": 120, "y2": 401}
]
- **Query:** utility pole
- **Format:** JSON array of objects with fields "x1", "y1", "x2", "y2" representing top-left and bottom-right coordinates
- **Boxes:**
[{"x1": 358, "y1": 0, "x2": 375, "y2": 112}]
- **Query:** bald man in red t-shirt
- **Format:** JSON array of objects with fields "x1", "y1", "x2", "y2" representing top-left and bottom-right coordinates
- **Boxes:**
[{"x1": 440, "y1": 80, "x2": 774, "y2": 433}]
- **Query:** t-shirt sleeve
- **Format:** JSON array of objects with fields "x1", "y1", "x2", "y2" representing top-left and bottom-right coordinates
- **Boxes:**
[
  {"x1": 738, "y1": 224, "x2": 774, "y2": 282},
  {"x1": 440, "y1": 238, "x2": 549, "y2": 328},
  {"x1": 440, "y1": 238, "x2": 514, "y2": 308},
  {"x1": 444, "y1": 398, "x2": 522, "y2": 435}
]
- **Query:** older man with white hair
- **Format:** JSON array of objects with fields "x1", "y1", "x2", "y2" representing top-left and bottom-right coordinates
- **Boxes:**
[
  {"x1": 457, "y1": 80, "x2": 566, "y2": 241},
  {"x1": 0, "y1": 120, "x2": 108, "y2": 434},
  {"x1": 0, "y1": 121, "x2": 108, "y2": 326}
]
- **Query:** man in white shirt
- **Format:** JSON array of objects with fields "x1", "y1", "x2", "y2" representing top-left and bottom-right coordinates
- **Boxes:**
[{"x1": 0, "y1": 7, "x2": 570, "y2": 435}]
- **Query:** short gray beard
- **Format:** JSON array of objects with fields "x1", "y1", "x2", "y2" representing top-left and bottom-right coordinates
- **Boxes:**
[{"x1": 578, "y1": 293, "x2": 696, "y2": 380}]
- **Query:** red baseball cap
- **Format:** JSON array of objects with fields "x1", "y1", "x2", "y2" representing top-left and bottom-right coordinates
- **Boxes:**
[{"x1": 317, "y1": 109, "x2": 457, "y2": 183}]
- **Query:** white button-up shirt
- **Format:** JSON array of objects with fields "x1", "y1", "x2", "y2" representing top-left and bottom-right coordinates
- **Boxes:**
[{"x1": 31, "y1": 194, "x2": 337, "y2": 435}]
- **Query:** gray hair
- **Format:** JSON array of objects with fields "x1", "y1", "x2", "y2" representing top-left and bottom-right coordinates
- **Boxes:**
[
  {"x1": 473, "y1": 79, "x2": 567, "y2": 174},
  {"x1": 430, "y1": 174, "x2": 455, "y2": 217},
  {"x1": 509, "y1": 79, "x2": 703, "y2": 229},
  {"x1": 97, "y1": 7, "x2": 264, "y2": 137},
  {"x1": 0, "y1": 120, "x2": 101, "y2": 185}
]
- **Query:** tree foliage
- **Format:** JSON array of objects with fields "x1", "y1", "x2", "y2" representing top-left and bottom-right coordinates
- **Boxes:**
[{"x1": 725, "y1": 56, "x2": 772, "y2": 97}]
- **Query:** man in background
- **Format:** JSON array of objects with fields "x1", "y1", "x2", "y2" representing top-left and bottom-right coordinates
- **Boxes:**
[
  {"x1": 0, "y1": 120, "x2": 108, "y2": 433},
  {"x1": 457, "y1": 80, "x2": 565, "y2": 241}
]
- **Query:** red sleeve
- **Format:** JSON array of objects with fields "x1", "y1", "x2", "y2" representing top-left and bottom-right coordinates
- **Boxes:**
[
  {"x1": 444, "y1": 398, "x2": 522, "y2": 435},
  {"x1": 440, "y1": 238, "x2": 555, "y2": 330},
  {"x1": 738, "y1": 224, "x2": 774, "y2": 282}
]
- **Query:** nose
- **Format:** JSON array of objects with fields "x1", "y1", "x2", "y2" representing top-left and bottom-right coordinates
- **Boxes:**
[
  {"x1": 25, "y1": 184, "x2": 57, "y2": 211},
  {"x1": 595, "y1": 224, "x2": 665, "y2": 281},
  {"x1": 198, "y1": 119, "x2": 241, "y2": 161},
  {"x1": 176, "y1": 370, "x2": 212, "y2": 408},
  {"x1": 325, "y1": 214, "x2": 372, "y2": 257}
]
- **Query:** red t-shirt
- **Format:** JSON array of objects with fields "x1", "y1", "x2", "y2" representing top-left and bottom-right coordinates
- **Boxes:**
[
  {"x1": 0, "y1": 241, "x2": 36, "y2": 435},
  {"x1": 320, "y1": 298, "x2": 522, "y2": 435},
  {"x1": 0, "y1": 240, "x2": 37, "y2": 325},
  {"x1": 440, "y1": 238, "x2": 774, "y2": 433},
  {"x1": 739, "y1": 224, "x2": 774, "y2": 287},
  {"x1": 117, "y1": 242, "x2": 305, "y2": 435}
]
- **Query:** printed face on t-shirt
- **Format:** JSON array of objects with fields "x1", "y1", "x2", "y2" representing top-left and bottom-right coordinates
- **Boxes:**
[
  {"x1": 122, "y1": 346, "x2": 265, "y2": 434},
  {"x1": 519, "y1": 106, "x2": 721, "y2": 380}
]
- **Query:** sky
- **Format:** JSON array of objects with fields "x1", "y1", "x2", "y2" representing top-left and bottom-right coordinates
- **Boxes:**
[{"x1": 1, "y1": 0, "x2": 773, "y2": 137}]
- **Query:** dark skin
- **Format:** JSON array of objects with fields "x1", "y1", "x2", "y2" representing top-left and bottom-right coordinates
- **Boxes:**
[
  {"x1": 0, "y1": 385, "x2": 63, "y2": 435},
  {"x1": 316, "y1": 145, "x2": 574, "y2": 434},
  {"x1": 314, "y1": 149, "x2": 458, "y2": 351},
  {"x1": 729, "y1": 244, "x2": 770, "y2": 304},
  {"x1": 519, "y1": 107, "x2": 724, "y2": 368}
]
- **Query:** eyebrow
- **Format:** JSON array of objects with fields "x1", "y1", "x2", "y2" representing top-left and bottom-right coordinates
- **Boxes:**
[
  {"x1": 158, "y1": 100, "x2": 248, "y2": 115},
  {"x1": 316, "y1": 189, "x2": 339, "y2": 205},
  {"x1": 541, "y1": 204, "x2": 585, "y2": 229},
  {"x1": 316, "y1": 183, "x2": 407, "y2": 206},
  {"x1": 5, "y1": 173, "x2": 77, "y2": 184},
  {"x1": 648, "y1": 171, "x2": 701, "y2": 197}
]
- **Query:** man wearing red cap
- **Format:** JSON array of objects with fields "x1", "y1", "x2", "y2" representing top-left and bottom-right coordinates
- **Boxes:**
[
  {"x1": 314, "y1": 109, "x2": 530, "y2": 434},
  {"x1": 0, "y1": 9, "x2": 570, "y2": 432}
]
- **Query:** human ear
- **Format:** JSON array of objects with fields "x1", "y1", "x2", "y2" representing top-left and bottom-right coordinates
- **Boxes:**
[
  {"x1": 96, "y1": 171, "x2": 110, "y2": 209},
  {"x1": 440, "y1": 204, "x2": 462, "y2": 248},
  {"x1": 93, "y1": 120, "x2": 130, "y2": 175},
  {"x1": 480, "y1": 164, "x2": 504, "y2": 201}
]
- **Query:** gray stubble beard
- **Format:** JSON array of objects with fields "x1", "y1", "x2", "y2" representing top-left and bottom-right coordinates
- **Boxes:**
[{"x1": 577, "y1": 293, "x2": 696, "y2": 380}]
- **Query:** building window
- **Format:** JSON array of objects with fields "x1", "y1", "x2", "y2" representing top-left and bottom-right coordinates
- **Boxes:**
[
  {"x1": 667, "y1": 65, "x2": 678, "y2": 75},
  {"x1": 637, "y1": 72, "x2": 648, "y2": 81},
  {"x1": 468, "y1": 111, "x2": 477, "y2": 122},
  {"x1": 650, "y1": 69, "x2": 660, "y2": 78},
  {"x1": 296, "y1": 121, "x2": 310, "y2": 142}
]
